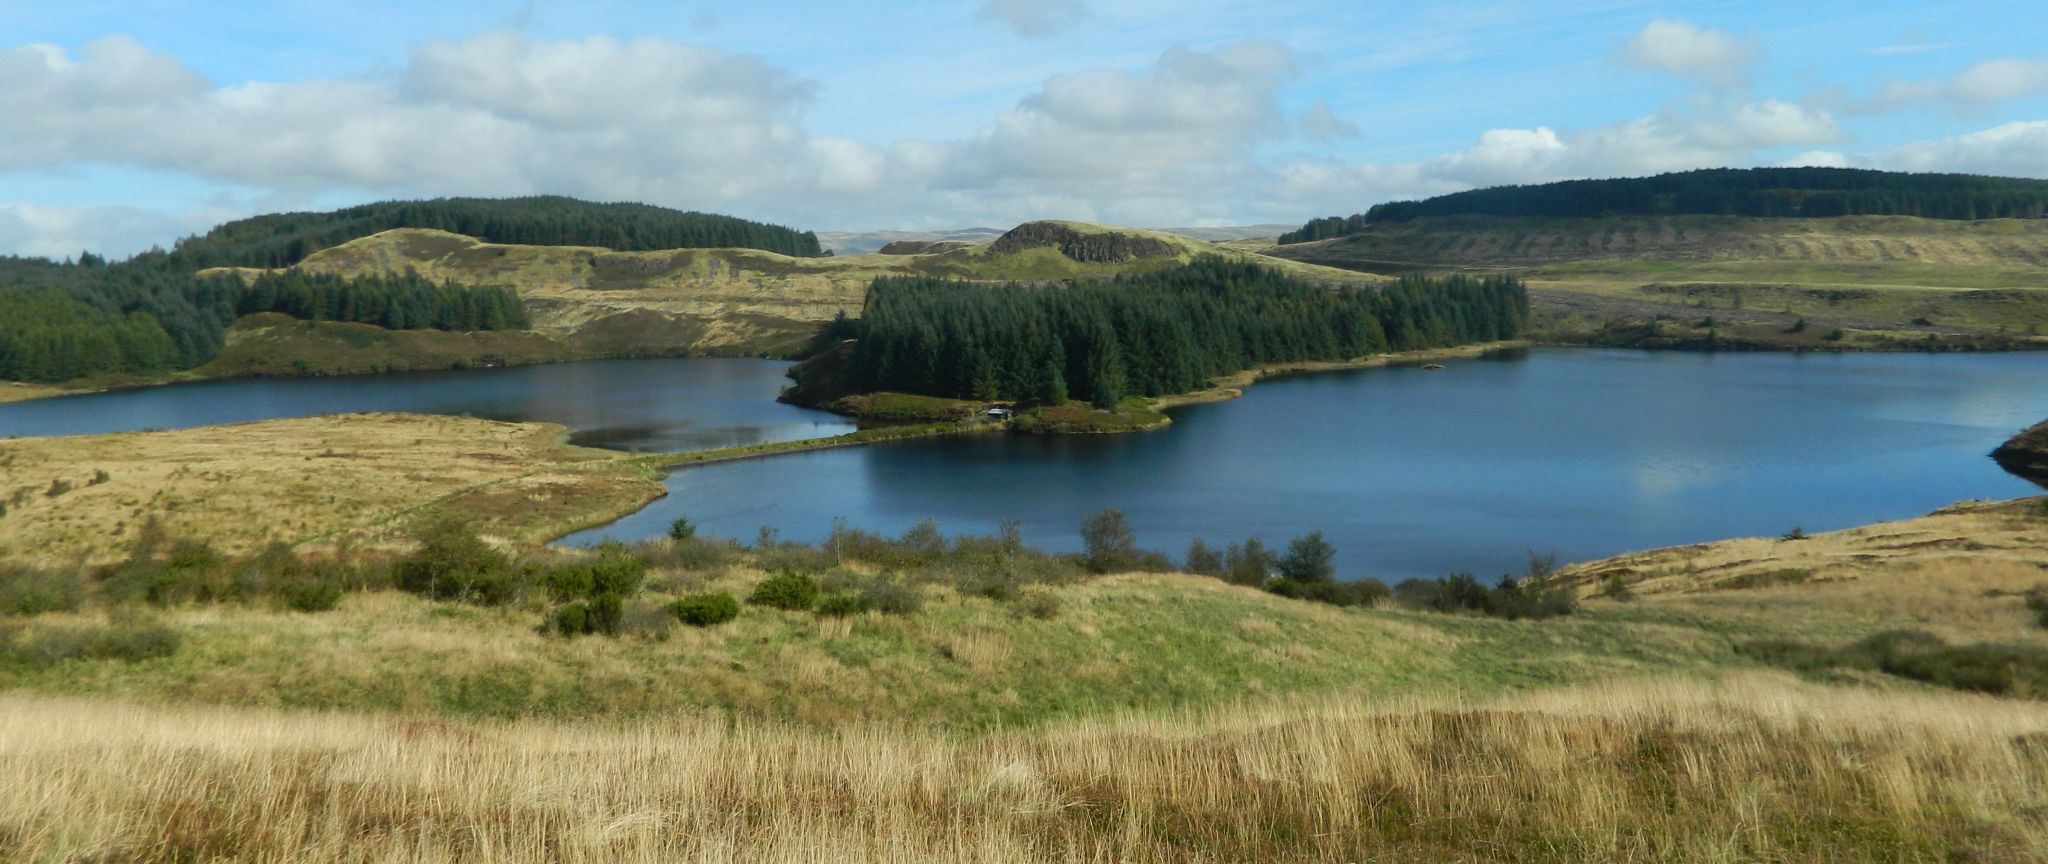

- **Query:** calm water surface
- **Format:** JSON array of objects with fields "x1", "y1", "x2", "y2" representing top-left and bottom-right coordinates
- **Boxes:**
[
  {"x1": 0, "y1": 358, "x2": 853, "y2": 452},
  {"x1": 562, "y1": 349, "x2": 2048, "y2": 579}
]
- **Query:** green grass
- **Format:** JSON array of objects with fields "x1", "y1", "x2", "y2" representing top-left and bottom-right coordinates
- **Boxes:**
[
  {"x1": 0, "y1": 572, "x2": 1751, "y2": 727},
  {"x1": 1011, "y1": 398, "x2": 1170, "y2": 434}
]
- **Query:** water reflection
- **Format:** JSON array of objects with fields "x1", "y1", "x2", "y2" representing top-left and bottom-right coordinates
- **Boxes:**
[{"x1": 562, "y1": 350, "x2": 2048, "y2": 579}]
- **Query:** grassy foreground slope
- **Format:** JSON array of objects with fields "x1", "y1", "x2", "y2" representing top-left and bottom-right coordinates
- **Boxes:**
[
  {"x1": 5, "y1": 674, "x2": 2045, "y2": 863},
  {"x1": 3, "y1": 405, "x2": 2048, "y2": 859}
]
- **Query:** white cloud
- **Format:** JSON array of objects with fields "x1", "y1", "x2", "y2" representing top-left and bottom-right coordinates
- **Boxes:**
[
  {"x1": 978, "y1": 0, "x2": 1089, "y2": 40},
  {"x1": 0, "y1": 202, "x2": 223, "y2": 260},
  {"x1": 1839, "y1": 57, "x2": 2048, "y2": 114},
  {"x1": 0, "y1": 32, "x2": 815, "y2": 206},
  {"x1": 1620, "y1": 19, "x2": 1757, "y2": 89},
  {"x1": 1258, "y1": 100, "x2": 1841, "y2": 218},
  {"x1": 1877, "y1": 120, "x2": 2048, "y2": 177},
  {"x1": 918, "y1": 41, "x2": 1299, "y2": 222},
  {"x1": 1949, "y1": 58, "x2": 2048, "y2": 104},
  {"x1": 1780, "y1": 150, "x2": 1851, "y2": 168},
  {"x1": 1297, "y1": 101, "x2": 1360, "y2": 142}
]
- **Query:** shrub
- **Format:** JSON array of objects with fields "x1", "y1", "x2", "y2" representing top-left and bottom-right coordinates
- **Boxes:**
[
  {"x1": 669, "y1": 592, "x2": 740, "y2": 627},
  {"x1": 1781, "y1": 527, "x2": 1809, "y2": 541},
  {"x1": 1597, "y1": 574, "x2": 1636, "y2": 602},
  {"x1": 395, "y1": 517, "x2": 519, "y2": 606},
  {"x1": 749, "y1": 572, "x2": 819, "y2": 610},
  {"x1": 99, "y1": 539, "x2": 239, "y2": 607},
  {"x1": 0, "y1": 567, "x2": 86, "y2": 616},
  {"x1": 815, "y1": 592, "x2": 868, "y2": 618},
  {"x1": 273, "y1": 569, "x2": 345, "y2": 612},
  {"x1": 1741, "y1": 629, "x2": 2048, "y2": 697},
  {"x1": 1, "y1": 616, "x2": 180, "y2": 666},
  {"x1": 955, "y1": 565, "x2": 1023, "y2": 601},
  {"x1": 1080, "y1": 509, "x2": 1137, "y2": 573},
  {"x1": 1825, "y1": 328, "x2": 1846, "y2": 342},
  {"x1": 2024, "y1": 587, "x2": 2048, "y2": 630},
  {"x1": 551, "y1": 602, "x2": 590, "y2": 637},
  {"x1": 860, "y1": 579, "x2": 924, "y2": 616},
  {"x1": 1270, "y1": 577, "x2": 1389, "y2": 608},
  {"x1": 636, "y1": 536, "x2": 739, "y2": 572},
  {"x1": 668, "y1": 517, "x2": 697, "y2": 543},
  {"x1": 617, "y1": 600, "x2": 676, "y2": 639},
  {"x1": 1015, "y1": 587, "x2": 1061, "y2": 620}
]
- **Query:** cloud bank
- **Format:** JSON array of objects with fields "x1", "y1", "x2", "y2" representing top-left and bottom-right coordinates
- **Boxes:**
[{"x1": 1, "y1": 17, "x2": 2045, "y2": 258}]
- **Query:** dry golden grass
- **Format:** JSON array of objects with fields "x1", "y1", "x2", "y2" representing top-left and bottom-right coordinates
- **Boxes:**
[
  {"x1": 0, "y1": 382, "x2": 70, "y2": 404},
  {"x1": 1562, "y1": 497, "x2": 2048, "y2": 598},
  {"x1": 0, "y1": 414, "x2": 656, "y2": 566},
  {"x1": 3, "y1": 673, "x2": 2043, "y2": 862}
]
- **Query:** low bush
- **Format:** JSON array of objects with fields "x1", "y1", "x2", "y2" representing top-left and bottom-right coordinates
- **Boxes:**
[
  {"x1": 544, "y1": 546, "x2": 646, "y2": 637},
  {"x1": 395, "y1": 518, "x2": 522, "y2": 606},
  {"x1": 634, "y1": 536, "x2": 741, "y2": 573},
  {"x1": 1741, "y1": 629, "x2": 2048, "y2": 697},
  {"x1": 1392, "y1": 571, "x2": 1576, "y2": 620},
  {"x1": 1014, "y1": 587, "x2": 1061, "y2": 620},
  {"x1": 669, "y1": 592, "x2": 740, "y2": 627},
  {"x1": 0, "y1": 567, "x2": 86, "y2": 616},
  {"x1": 815, "y1": 592, "x2": 868, "y2": 618},
  {"x1": 1269, "y1": 577, "x2": 1388, "y2": 608},
  {"x1": 749, "y1": 572, "x2": 819, "y2": 611},
  {"x1": 861, "y1": 579, "x2": 924, "y2": 616},
  {"x1": 550, "y1": 603, "x2": 590, "y2": 637},
  {"x1": 0, "y1": 615, "x2": 180, "y2": 667},
  {"x1": 2026, "y1": 587, "x2": 2048, "y2": 630}
]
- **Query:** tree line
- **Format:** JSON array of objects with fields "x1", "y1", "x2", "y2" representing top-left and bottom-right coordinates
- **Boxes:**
[
  {"x1": 235, "y1": 271, "x2": 529, "y2": 332},
  {"x1": 847, "y1": 259, "x2": 1527, "y2": 406},
  {"x1": 159, "y1": 195, "x2": 824, "y2": 269},
  {"x1": 0, "y1": 255, "x2": 528, "y2": 383},
  {"x1": 1280, "y1": 167, "x2": 2048, "y2": 243}
]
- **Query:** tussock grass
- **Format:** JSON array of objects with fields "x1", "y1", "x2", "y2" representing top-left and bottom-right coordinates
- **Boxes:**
[
  {"x1": 3, "y1": 674, "x2": 2044, "y2": 862},
  {"x1": 0, "y1": 414, "x2": 659, "y2": 566}
]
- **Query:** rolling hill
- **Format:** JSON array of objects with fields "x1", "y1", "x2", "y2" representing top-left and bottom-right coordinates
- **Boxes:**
[
  {"x1": 1265, "y1": 172, "x2": 2048, "y2": 348},
  {"x1": 200, "y1": 220, "x2": 1380, "y2": 365}
]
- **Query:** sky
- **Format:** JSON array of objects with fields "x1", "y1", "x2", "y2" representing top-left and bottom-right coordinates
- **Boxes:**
[{"x1": 2, "y1": 0, "x2": 2047, "y2": 259}]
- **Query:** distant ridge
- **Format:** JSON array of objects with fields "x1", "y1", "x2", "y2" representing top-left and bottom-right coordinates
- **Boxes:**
[
  {"x1": 159, "y1": 196, "x2": 823, "y2": 269},
  {"x1": 1281, "y1": 168, "x2": 2048, "y2": 244}
]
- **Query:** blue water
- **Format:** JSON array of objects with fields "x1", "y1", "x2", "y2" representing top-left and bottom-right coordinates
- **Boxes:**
[
  {"x1": 0, "y1": 358, "x2": 853, "y2": 453},
  {"x1": 560, "y1": 349, "x2": 2048, "y2": 579}
]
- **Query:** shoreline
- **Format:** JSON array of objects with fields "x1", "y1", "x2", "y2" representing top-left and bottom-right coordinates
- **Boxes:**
[
  {"x1": 7, "y1": 328, "x2": 2041, "y2": 408},
  {"x1": 1147, "y1": 340, "x2": 1534, "y2": 413}
]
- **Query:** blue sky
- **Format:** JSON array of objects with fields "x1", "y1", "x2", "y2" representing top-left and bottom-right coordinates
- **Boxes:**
[{"x1": 2, "y1": 0, "x2": 2046, "y2": 258}]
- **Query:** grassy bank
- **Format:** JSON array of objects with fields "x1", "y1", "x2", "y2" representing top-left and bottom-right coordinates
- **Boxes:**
[{"x1": 635, "y1": 420, "x2": 994, "y2": 472}]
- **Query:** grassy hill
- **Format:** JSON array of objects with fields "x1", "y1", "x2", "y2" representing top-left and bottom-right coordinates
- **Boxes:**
[
  {"x1": 1263, "y1": 214, "x2": 2048, "y2": 348},
  {"x1": 197, "y1": 221, "x2": 1379, "y2": 365}
]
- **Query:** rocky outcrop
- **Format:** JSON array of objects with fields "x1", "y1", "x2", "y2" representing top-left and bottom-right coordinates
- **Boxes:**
[
  {"x1": 1992, "y1": 419, "x2": 2048, "y2": 484},
  {"x1": 990, "y1": 222, "x2": 1179, "y2": 264},
  {"x1": 876, "y1": 240, "x2": 976, "y2": 255}
]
